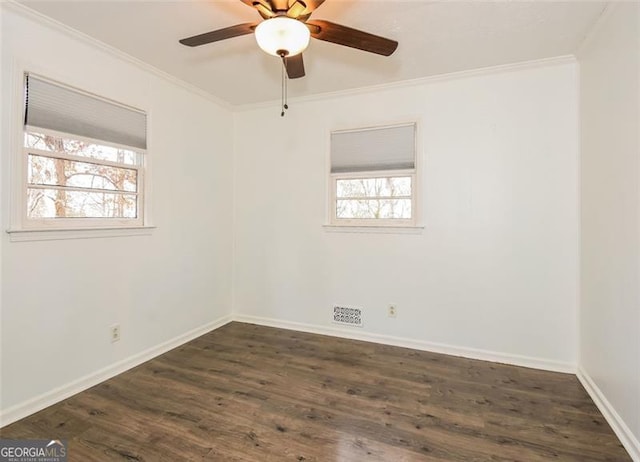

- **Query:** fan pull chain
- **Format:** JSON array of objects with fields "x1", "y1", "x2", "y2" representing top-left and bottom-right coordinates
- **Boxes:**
[
  {"x1": 284, "y1": 60, "x2": 289, "y2": 110},
  {"x1": 280, "y1": 55, "x2": 289, "y2": 117}
]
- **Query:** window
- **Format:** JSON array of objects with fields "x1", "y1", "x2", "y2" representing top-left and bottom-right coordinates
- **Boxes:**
[
  {"x1": 19, "y1": 74, "x2": 147, "y2": 230},
  {"x1": 329, "y1": 123, "x2": 417, "y2": 226}
]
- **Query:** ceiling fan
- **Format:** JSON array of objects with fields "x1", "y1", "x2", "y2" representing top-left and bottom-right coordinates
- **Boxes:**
[{"x1": 178, "y1": 0, "x2": 399, "y2": 79}]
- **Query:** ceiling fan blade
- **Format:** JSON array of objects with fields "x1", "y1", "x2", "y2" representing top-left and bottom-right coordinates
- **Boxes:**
[
  {"x1": 306, "y1": 20, "x2": 398, "y2": 56},
  {"x1": 285, "y1": 54, "x2": 305, "y2": 79},
  {"x1": 179, "y1": 23, "x2": 257, "y2": 47}
]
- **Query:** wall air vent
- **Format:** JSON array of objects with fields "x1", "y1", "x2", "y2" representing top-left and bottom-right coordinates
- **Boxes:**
[{"x1": 332, "y1": 306, "x2": 363, "y2": 327}]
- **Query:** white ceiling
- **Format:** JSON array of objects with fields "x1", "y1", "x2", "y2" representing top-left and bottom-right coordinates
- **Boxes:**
[{"x1": 20, "y1": 1, "x2": 607, "y2": 106}]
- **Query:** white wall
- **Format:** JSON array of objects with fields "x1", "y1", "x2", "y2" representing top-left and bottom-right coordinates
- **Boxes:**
[
  {"x1": 233, "y1": 61, "x2": 580, "y2": 369},
  {"x1": 0, "y1": 1, "x2": 600, "y2": 436},
  {"x1": 0, "y1": 6, "x2": 234, "y2": 422},
  {"x1": 578, "y1": 2, "x2": 640, "y2": 457}
]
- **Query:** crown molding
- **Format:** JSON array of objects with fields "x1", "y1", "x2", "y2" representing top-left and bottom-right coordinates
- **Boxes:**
[
  {"x1": 2, "y1": 0, "x2": 579, "y2": 113},
  {"x1": 575, "y1": 2, "x2": 615, "y2": 58},
  {"x1": 0, "y1": 0, "x2": 233, "y2": 111},
  {"x1": 234, "y1": 54, "x2": 578, "y2": 112}
]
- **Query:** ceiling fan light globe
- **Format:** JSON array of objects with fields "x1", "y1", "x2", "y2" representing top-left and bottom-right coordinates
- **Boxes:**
[{"x1": 255, "y1": 17, "x2": 310, "y2": 57}]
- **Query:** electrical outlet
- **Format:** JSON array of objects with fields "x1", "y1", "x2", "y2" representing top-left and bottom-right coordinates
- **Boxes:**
[
  {"x1": 110, "y1": 324, "x2": 121, "y2": 343},
  {"x1": 388, "y1": 304, "x2": 397, "y2": 318}
]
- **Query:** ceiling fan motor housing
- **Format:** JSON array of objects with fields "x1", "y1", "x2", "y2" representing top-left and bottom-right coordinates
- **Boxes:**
[{"x1": 179, "y1": 0, "x2": 399, "y2": 80}]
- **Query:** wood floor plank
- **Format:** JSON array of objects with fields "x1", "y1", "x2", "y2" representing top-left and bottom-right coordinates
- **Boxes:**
[{"x1": 0, "y1": 322, "x2": 632, "y2": 461}]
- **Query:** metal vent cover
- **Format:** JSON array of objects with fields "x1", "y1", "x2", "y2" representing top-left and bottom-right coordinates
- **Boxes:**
[{"x1": 332, "y1": 306, "x2": 363, "y2": 327}]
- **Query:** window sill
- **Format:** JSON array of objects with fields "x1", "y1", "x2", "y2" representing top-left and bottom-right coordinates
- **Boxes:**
[
  {"x1": 322, "y1": 224, "x2": 424, "y2": 235},
  {"x1": 6, "y1": 226, "x2": 156, "y2": 242}
]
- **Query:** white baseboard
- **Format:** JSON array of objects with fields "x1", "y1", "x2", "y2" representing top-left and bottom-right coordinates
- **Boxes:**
[
  {"x1": 233, "y1": 314, "x2": 576, "y2": 374},
  {"x1": 577, "y1": 367, "x2": 640, "y2": 462},
  {"x1": 0, "y1": 314, "x2": 233, "y2": 428},
  {"x1": 0, "y1": 312, "x2": 583, "y2": 429},
  {"x1": 5, "y1": 312, "x2": 637, "y2": 461}
]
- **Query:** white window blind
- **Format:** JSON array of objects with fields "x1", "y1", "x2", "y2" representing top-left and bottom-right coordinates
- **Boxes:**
[
  {"x1": 330, "y1": 123, "x2": 416, "y2": 173},
  {"x1": 25, "y1": 74, "x2": 147, "y2": 150}
]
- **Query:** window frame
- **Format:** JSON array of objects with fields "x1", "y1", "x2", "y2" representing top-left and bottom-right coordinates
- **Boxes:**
[
  {"x1": 21, "y1": 126, "x2": 146, "y2": 230},
  {"x1": 7, "y1": 64, "x2": 153, "y2": 239},
  {"x1": 328, "y1": 122, "x2": 420, "y2": 228},
  {"x1": 330, "y1": 170, "x2": 418, "y2": 227}
]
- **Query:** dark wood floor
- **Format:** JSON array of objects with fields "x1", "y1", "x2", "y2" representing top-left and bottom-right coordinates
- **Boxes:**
[{"x1": 1, "y1": 322, "x2": 631, "y2": 461}]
